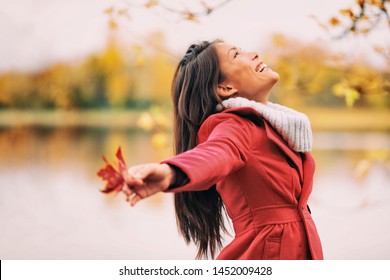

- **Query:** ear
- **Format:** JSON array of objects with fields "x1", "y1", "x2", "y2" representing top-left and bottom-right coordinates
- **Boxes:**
[{"x1": 216, "y1": 83, "x2": 238, "y2": 98}]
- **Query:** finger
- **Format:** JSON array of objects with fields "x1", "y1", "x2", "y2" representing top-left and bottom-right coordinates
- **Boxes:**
[
  {"x1": 123, "y1": 175, "x2": 144, "y2": 187},
  {"x1": 130, "y1": 194, "x2": 142, "y2": 206},
  {"x1": 122, "y1": 184, "x2": 134, "y2": 197}
]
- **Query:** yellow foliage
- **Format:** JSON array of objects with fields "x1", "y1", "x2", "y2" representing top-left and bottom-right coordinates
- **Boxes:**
[
  {"x1": 104, "y1": 7, "x2": 114, "y2": 15},
  {"x1": 0, "y1": 73, "x2": 31, "y2": 105},
  {"x1": 0, "y1": 31, "x2": 388, "y2": 110},
  {"x1": 106, "y1": 72, "x2": 132, "y2": 106},
  {"x1": 332, "y1": 82, "x2": 360, "y2": 107},
  {"x1": 137, "y1": 112, "x2": 155, "y2": 131},
  {"x1": 272, "y1": 34, "x2": 287, "y2": 48},
  {"x1": 369, "y1": 150, "x2": 390, "y2": 161},
  {"x1": 184, "y1": 12, "x2": 198, "y2": 22},
  {"x1": 99, "y1": 39, "x2": 125, "y2": 73},
  {"x1": 369, "y1": 0, "x2": 384, "y2": 6},
  {"x1": 329, "y1": 17, "x2": 340, "y2": 26},
  {"x1": 144, "y1": 0, "x2": 158, "y2": 9},
  {"x1": 150, "y1": 105, "x2": 171, "y2": 129},
  {"x1": 339, "y1": 9, "x2": 355, "y2": 18},
  {"x1": 131, "y1": 44, "x2": 145, "y2": 67},
  {"x1": 136, "y1": 52, "x2": 175, "y2": 102},
  {"x1": 357, "y1": 0, "x2": 365, "y2": 5},
  {"x1": 151, "y1": 132, "x2": 169, "y2": 150},
  {"x1": 108, "y1": 18, "x2": 118, "y2": 30}
]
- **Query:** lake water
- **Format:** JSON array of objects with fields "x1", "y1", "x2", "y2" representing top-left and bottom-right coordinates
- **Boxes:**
[{"x1": 0, "y1": 126, "x2": 389, "y2": 259}]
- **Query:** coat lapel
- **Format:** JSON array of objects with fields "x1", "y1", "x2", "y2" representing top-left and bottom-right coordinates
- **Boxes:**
[
  {"x1": 224, "y1": 106, "x2": 305, "y2": 183},
  {"x1": 263, "y1": 120, "x2": 304, "y2": 183}
]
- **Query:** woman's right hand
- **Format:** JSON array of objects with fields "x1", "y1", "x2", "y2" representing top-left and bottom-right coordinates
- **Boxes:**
[{"x1": 121, "y1": 163, "x2": 175, "y2": 206}]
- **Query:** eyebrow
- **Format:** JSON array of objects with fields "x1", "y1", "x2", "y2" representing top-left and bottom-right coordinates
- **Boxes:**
[{"x1": 227, "y1": 47, "x2": 238, "y2": 59}]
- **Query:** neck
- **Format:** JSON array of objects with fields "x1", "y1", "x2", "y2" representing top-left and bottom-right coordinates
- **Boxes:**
[{"x1": 241, "y1": 91, "x2": 270, "y2": 104}]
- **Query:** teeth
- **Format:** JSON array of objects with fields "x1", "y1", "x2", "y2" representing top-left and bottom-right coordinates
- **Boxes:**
[{"x1": 257, "y1": 64, "x2": 267, "y2": 73}]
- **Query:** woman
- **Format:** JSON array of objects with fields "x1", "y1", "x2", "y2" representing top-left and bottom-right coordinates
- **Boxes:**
[{"x1": 121, "y1": 40, "x2": 323, "y2": 260}]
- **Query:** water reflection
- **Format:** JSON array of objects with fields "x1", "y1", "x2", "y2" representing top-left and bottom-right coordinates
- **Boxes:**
[{"x1": 0, "y1": 126, "x2": 389, "y2": 259}]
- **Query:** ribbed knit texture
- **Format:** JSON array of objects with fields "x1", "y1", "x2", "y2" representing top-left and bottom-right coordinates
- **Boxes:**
[{"x1": 216, "y1": 97, "x2": 313, "y2": 152}]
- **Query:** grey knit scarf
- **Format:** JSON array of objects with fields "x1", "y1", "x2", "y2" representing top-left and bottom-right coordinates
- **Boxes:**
[{"x1": 216, "y1": 97, "x2": 313, "y2": 152}]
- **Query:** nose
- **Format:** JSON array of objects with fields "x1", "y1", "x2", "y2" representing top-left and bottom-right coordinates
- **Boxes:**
[{"x1": 247, "y1": 51, "x2": 259, "y2": 60}]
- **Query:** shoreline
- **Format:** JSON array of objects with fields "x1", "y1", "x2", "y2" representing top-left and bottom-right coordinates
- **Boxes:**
[{"x1": 0, "y1": 108, "x2": 389, "y2": 131}]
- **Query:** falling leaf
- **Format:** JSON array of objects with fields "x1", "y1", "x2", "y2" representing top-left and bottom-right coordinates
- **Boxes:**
[{"x1": 97, "y1": 146, "x2": 127, "y2": 193}]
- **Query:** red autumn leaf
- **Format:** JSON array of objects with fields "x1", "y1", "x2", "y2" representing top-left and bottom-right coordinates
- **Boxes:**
[{"x1": 97, "y1": 146, "x2": 127, "y2": 193}]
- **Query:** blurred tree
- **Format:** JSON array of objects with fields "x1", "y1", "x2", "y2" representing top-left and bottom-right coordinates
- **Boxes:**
[
  {"x1": 107, "y1": 0, "x2": 234, "y2": 23},
  {"x1": 267, "y1": 34, "x2": 390, "y2": 108},
  {"x1": 309, "y1": 0, "x2": 390, "y2": 107},
  {"x1": 327, "y1": 0, "x2": 389, "y2": 37},
  {"x1": 101, "y1": 39, "x2": 134, "y2": 107},
  {"x1": 106, "y1": 0, "x2": 389, "y2": 109},
  {"x1": 134, "y1": 32, "x2": 176, "y2": 104},
  {"x1": 0, "y1": 72, "x2": 32, "y2": 108},
  {"x1": 33, "y1": 63, "x2": 74, "y2": 109}
]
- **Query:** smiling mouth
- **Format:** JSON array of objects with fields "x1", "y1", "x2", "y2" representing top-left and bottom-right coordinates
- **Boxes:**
[{"x1": 255, "y1": 63, "x2": 268, "y2": 73}]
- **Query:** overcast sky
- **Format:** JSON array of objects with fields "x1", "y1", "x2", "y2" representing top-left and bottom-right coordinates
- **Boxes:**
[{"x1": 1, "y1": 0, "x2": 388, "y2": 72}]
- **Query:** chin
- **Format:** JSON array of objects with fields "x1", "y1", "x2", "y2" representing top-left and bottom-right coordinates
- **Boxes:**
[{"x1": 270, "y1": 70, "x2": 280, "y2": 83}]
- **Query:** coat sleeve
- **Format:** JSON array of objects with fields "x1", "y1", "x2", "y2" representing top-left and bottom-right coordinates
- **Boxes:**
[{"x1": 162, "y1": 113, "x2": 254, "y2": 193}]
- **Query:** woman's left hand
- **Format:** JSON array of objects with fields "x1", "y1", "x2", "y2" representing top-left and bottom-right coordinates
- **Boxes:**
[{"x1": 121, "y1": 163, "x2": 175, "y2": 206}]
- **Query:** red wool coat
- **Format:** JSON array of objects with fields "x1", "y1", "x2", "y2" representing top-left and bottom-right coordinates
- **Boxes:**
[{"x1": 163, "y1": 107, "x2": 323, "y2": 260}]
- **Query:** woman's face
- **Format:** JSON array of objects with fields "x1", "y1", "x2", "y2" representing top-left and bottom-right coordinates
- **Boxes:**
[{"x1": 214, "y1": 42, "x2": 279, "y2": 103}]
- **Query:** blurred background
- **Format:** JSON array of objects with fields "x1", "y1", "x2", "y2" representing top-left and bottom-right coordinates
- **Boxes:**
[{"x1": 0, "y1": 0, "x2": 389, "y2": 259}]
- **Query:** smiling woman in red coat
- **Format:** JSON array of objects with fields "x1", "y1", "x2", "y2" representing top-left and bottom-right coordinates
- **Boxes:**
[{"x1": 121, "y1": 40, "x2": 324, "y2": 260}]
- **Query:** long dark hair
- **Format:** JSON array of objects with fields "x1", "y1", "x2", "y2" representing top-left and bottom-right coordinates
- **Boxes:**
[{"x1": 172, "y1": 40, "x2": 227, "y2": 259}]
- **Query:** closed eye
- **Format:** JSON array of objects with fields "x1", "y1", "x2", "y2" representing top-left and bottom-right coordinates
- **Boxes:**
[
  {"x1": 234, "y1": 49, "x2": 243, "y2": 59},
  {"x1": 227, "y1": 47, "x2": 242, "y2": 60}
]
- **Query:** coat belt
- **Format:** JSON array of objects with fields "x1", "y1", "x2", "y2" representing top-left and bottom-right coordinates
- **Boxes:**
[{"x1": 232, "y1": 205, "x2": 303, "y2": 236}]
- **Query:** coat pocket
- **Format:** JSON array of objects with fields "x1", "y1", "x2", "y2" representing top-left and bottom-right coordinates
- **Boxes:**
[{"x1": 263, "y1": 237, "x2": 281, "y2": 260}]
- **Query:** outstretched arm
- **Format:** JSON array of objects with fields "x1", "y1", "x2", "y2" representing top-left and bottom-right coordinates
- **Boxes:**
[{"x1": 122, "y1": 113, "x2": 254, "y2": 204}]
